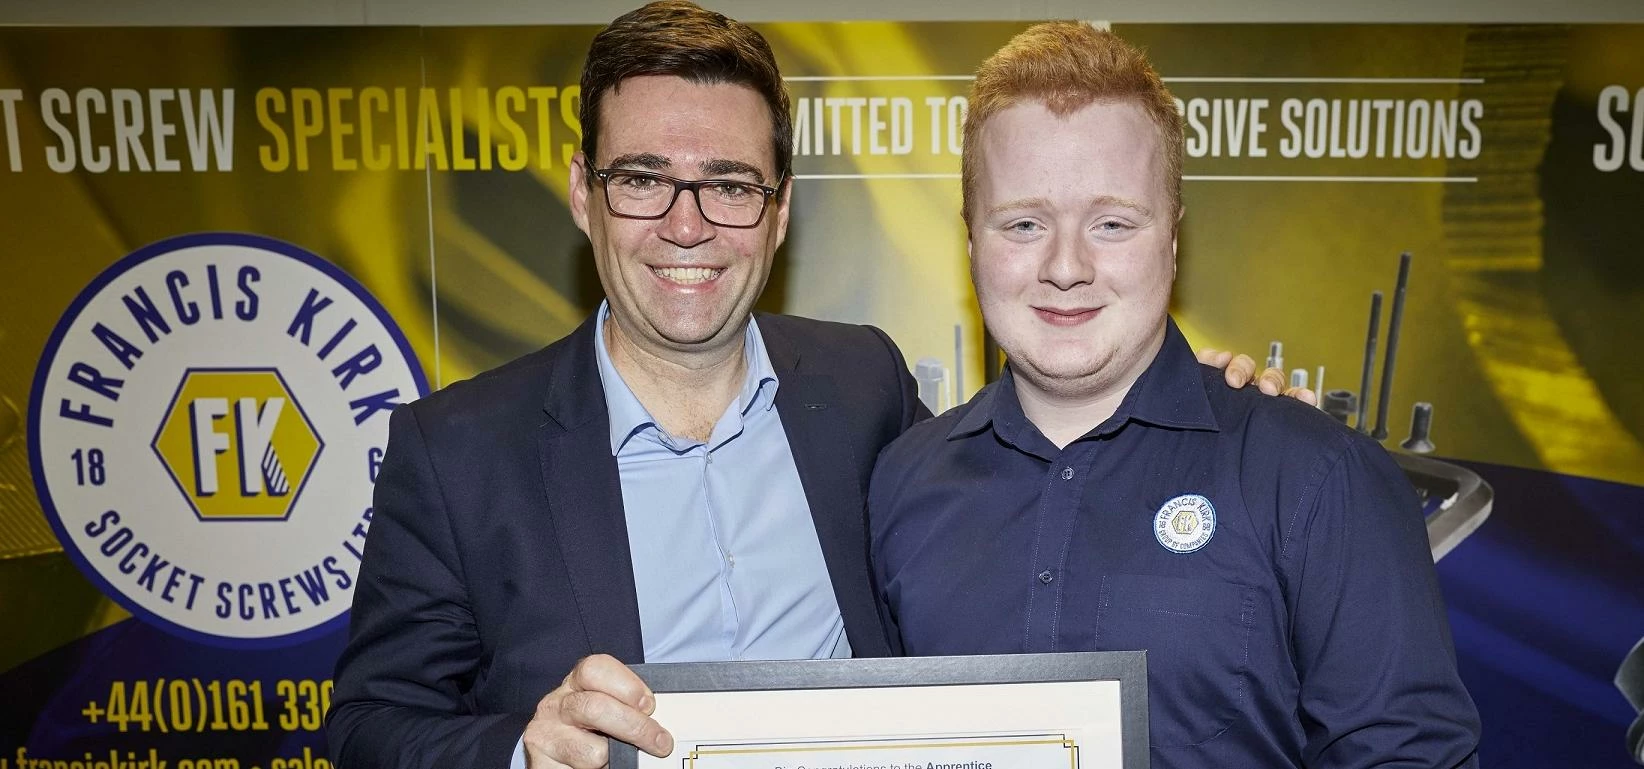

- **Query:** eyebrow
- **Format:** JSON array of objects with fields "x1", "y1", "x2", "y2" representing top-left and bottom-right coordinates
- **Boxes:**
[
  {"x1": 700, "y1": 158, "x2": 766, "y2": 184},
  {"x1": 604, "y1": 153, "x2": 767, "y2": 184},
  {"x1": 986, "y1": 195, "x2": 1155, "y2": 220},
  {"x1": 607, "y1": 153, "x2": 670, "y2": 171}
]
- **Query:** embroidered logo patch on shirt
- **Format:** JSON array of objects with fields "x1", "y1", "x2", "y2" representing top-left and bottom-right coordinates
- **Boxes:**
[{"x1": 1154, "y1": 494, "x2": 1217, "y2": 553}]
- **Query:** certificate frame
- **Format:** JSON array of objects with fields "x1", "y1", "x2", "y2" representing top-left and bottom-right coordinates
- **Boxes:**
[{"x1": 610, "y1": 652, "x2": 1148, "y2": 769}]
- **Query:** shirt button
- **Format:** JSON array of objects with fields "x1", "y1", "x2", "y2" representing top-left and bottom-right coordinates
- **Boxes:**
[
  {"x1": 706, "y1": 453, "x2": 714, "y2": 464},
  {"x1": 1060, "y1": 467, "x2": 1074, "y2": 480},
  {"x1": 1038, "y1": 570, "x2": 1054, "y2": 584}
]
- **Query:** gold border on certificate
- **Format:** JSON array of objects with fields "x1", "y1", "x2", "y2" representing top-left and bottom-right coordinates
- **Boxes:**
[{"x1": 685, "y1": 733, "x2": 1082, "y2": 769}]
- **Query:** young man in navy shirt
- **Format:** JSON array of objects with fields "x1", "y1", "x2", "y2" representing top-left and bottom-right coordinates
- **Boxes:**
[{"x1": 868, "y1": 22, "x2": 1481, "y2": 769}]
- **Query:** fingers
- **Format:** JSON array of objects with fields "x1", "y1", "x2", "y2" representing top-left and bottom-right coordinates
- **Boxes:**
[
  {"x1": 524, "y1": 656, "x2": 674, "y2": 769},
  {"x1": 1284, "y1": 386, "x2": 1319, "y2": 407},
  {"x1": 1255, "y1": 367, "x2": 1286, "y2": 396},
  {"x1": 565, "y1": 654, "x2": 656, "y2": 714},
  {"x1": 1197, "y1": 347, "x2": 1321, "y2": 406},
  {"x1": 1223, "y1": 354, "x2": 1258, "y2": 388},
  {"x1": 561, "y1": 656, "x2": 672, "y2": 756},
  {"x1": 524, "y1": 722, "x2": 610, "y2": 769},
  {"x1": 1196, "y1": 347, "x2": 1234, "y2": 368},
  {"x1": 558, "y1": 688, "x2": 673, "y2": 756}
]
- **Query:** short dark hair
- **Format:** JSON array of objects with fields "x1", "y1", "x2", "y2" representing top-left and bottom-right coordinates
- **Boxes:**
[{"x1": 579, "y1": 1, "x2": 793, "y2": 185}]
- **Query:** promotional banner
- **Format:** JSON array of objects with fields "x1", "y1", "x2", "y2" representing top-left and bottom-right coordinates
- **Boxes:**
[{"x1": 1, "y1": 21, "x2": 1640, "y2": 769}]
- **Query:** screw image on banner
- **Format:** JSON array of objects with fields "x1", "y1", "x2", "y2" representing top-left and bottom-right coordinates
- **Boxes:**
[{"x1": 28, "y1": 233, "x2": 428, "y2": 647}]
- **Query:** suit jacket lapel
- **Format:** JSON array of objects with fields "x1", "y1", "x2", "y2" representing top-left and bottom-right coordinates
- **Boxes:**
[
  {"x1": 763, "y1": 318, "x2": 890, "y2": 657},
  {"x1": 537, "y1": 317, "x2": 645, "y2": 664}
]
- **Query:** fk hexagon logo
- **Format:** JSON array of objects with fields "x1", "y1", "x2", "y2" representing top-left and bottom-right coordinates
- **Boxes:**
[
  {"x1": 32, "y1": 233, "x2": 427, "y2": 646},
  {"x1": 152, "y1": 368, "x2": 323, "y2": 521}
]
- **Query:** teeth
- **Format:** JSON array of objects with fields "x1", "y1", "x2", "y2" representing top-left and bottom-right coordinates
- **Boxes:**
[{"x1": 652, "y1": 266, "x2": 721, "y2": 284}]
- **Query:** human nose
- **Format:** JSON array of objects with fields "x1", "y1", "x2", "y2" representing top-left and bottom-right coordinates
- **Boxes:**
[
  {"x1": 1039, "y1": 230, "x2": 1095, "y2": 290},
  {"x1": 654, "y1": 185, "x2": 716, "y2": 248}
]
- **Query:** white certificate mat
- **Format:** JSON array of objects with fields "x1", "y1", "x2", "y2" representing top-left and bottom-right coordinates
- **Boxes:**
[{"x1": 614, "y1": 653, "x2": 1147, "y2": 769}]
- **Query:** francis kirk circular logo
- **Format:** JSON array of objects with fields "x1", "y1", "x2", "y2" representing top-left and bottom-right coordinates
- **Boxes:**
[
  {"x1": 28, "y1": 233, "x2": 427, "y2": 647},
  {"x1": 1153, "y1": 493, "x2": 1217, "y2": 554}
]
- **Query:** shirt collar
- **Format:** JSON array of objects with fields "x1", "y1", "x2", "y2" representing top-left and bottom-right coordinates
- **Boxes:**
[
  {"x1": 593, "y1": 301, "x2": 780, "y2": 455},
  {"x1": 945, "y1": 371, "x2": 1057, "y2": 460},
  {"x1": 1129, "y1": 317, "x2": 1221, "y2": 433},
  {"x1": 947, "y1": 316, "x2": 1220, "y2": 447},
  {"x1": 947, "y1": 371, "x2": 1010, "y2": 440}
]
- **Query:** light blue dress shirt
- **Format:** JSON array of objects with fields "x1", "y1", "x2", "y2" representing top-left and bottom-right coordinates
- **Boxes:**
[
  {"x1": 593, "y1": 304, "x2": 848, "y2": 663},
  {"x1": 513, "y1": 305, "x2": 847, "y2": 768}
]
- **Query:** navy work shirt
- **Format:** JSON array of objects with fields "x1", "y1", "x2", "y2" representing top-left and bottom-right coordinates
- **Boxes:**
[{"x1": 869, "y1": 318, "x2": 1480, "y2": 769}]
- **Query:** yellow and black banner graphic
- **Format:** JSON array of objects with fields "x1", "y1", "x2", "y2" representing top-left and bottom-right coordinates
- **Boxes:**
[{"x1": 1, "y1": 22, "x2": 1641, "y2": 769}]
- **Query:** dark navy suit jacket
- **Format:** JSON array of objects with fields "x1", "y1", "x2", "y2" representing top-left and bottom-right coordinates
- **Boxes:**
[{"x1": 327, "y1": 313, "x2": 923, "y2": 769}]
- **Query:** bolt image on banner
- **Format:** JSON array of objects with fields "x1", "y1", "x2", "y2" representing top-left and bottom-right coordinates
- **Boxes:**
[{"x1": 27, "y1": 232, "x2": 428, "y2": 647}]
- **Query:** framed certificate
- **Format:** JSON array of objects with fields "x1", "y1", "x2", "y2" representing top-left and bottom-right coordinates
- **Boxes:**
[{"x1": 610, "y1": 652, "x2": 1147, "y2": 769}]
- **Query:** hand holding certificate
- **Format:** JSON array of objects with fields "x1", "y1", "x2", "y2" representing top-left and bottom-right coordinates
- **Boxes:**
[{"x1": 523, "y1": 654, "x2": 676, "y2": 769}]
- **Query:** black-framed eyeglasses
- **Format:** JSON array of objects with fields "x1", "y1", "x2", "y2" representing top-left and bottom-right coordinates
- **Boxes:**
[{"x1": 592, "y1": 168, "x2": 783, "y2": 228}]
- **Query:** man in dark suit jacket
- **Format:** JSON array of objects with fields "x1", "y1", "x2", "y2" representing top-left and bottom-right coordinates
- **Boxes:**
[
  {"x1": 329, "y1": 309, "x2": 921, "y2": 769},
  {"x1": 328, "y1": 5, "x2": 925, "y2": 769},
  {"x1": 328, "y1": 4, "x2": 1293, "y2": 769}
]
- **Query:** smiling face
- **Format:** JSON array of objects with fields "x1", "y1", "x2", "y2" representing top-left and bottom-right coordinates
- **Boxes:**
[
  {"x1": 570, "y1": 75, "x2": 791, "y2": 361},
  {"x1": 968, "y1": 97, "x2": 1178, "y2": 404}
]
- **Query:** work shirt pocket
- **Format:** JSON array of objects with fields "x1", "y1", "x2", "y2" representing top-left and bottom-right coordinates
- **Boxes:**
[{"x1": 1094, "y1": 573, "x2": 1257, "y2": 748}]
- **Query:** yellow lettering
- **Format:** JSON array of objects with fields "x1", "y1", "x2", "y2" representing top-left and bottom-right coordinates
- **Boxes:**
[
  {"x1": 256, "y1": 88, "x2": 289, "y2": 172},
  {"x1": 496, "y1": 87, "x2": 528, "y2": 171},
  {"x1": 476, "y1": 86, "x2": 493, "y2": 170},
  {"x1": 395, "y1": 87, "x2": 410, "y2": 170},
  {"x1": 291, "y1": 88, "x2": 323, "y2": 171},
  {"x1": 561, "y1": 84, "x2": 583, "y2": 167},
  {"x1": 528, "y1": 86, "x2": 556, "y2": 169},
  {"x1": 328, "y1": 88, "x2": 357, "y2": 171},
  {"x1": 415, "y1": 87, "x2": 448, "y2": 171},
  {"x1": 449, "y1": 87, "x2": 475, "y2": 171},
  {"x1": 360, "y1": 87, "x2": 391, "y2": 171}
]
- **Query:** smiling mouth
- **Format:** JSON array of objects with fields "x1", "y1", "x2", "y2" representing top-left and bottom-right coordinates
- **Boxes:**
[
  {"x1": 650, "y1": 266, "x2": 725, "y2": 285},
  {"x1": 1034, "y1": 306, "x2": 1102, "y2": 326}
]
